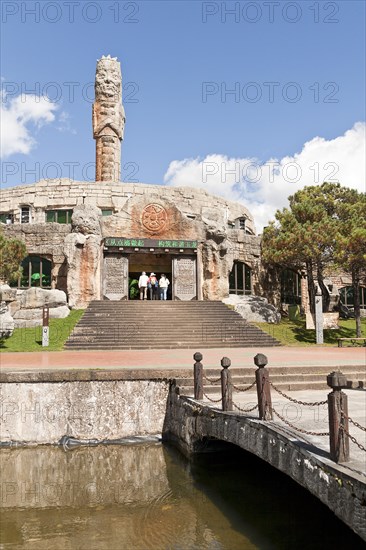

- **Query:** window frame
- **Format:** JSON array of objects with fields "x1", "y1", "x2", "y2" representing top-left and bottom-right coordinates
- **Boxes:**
[
  {"x1": 339, "y1": 286, "x2": 366, "y2": 310},
  {"x1": 20, "y1": 206, "x2": 31, "y2": 224},
  {"x1": 229, "y1": 261, "x2": 252, "y2": 295},
  {"x1": 12, "y1": 255, "x2": 53, "y2": 289},
  {"x1": 280, "y1": 269, "x2": 302, "y2": 305},
  {"x1": 46, "y1": 209, "x2": 73, "y2": 224}
]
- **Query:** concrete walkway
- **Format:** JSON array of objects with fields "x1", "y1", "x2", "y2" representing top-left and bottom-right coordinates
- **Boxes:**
[{"x1": 1, "y1": 346, "x2": 365, "y2": 371}]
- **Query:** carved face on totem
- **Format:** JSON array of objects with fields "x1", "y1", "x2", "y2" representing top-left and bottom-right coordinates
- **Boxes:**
[{"x1": 95, "y1": 57, "x2": 122, "y2": 102}]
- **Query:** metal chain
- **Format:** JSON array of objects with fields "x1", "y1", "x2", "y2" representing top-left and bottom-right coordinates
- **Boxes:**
[
  {"x1": 269, "y1": 382, "x2": 327, "y2": 407},
  {"x1": 202, "y1": 373, "x2": 221, "y2": 385},
  {"x1": 340, "y1": 411, "x2": 366, "y2": 433},
  {"x1": 232, "y1": 381, "x2": 256, "y2": 393},
  {"x1": 341, "y1": 427, "x2": 366, "y2": 453},
  {"x1": 233, "y1": 402, "x2": 258, "y2": 413},
  {"x1": 271, "y1": 407, "x2": 329, "y2": 436},
  {"x1": 202, "y1": 391, "x2": 222, "y2": 403}
]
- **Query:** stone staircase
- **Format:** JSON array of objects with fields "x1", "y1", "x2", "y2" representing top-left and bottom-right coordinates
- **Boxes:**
[
  {"x1": 175, "y1": 364, "x2": 366, "y2": 392},
  {"x1": 65, "y1": 300, "x2": 281, "y2": 350}
]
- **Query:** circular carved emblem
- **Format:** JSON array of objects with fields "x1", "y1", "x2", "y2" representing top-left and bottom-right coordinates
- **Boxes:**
[{"x1": 141, "y1": 203, "x2": 168, "y2": 233}]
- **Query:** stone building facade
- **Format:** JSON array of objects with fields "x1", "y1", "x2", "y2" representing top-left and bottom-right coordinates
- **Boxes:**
[{"x1": 0, "y1": 179, "x2": 270, "y2": 308}]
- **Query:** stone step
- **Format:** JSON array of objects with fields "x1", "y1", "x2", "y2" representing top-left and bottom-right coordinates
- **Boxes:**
[
  {"x1": 65, "y1": 342, "x2": 280, "y2": 350},
  {"x1": 65, "y1": 300, "x2": 281, "y2": 349},
  {"x1": 66, "y1": 331, "x2": 278, "y2": 340},
  {"x1": 177, "y1": 376, "x2": 365, "y2": 394},
  {"x1": 199, "y1": 365, "x2": 365, "y2": 376},
  {"x1": 176, "y1": 371, "x2": 366, "y2": 387}
]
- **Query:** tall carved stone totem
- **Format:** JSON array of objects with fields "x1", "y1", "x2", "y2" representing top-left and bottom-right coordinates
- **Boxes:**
[{"x1": 93, "y1": 55, "x2": 126, "y2": 181}]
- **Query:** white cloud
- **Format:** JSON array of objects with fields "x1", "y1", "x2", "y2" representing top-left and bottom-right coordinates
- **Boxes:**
[
  {"x1": 56, "y1": 111, "x2": 76, "y2": 134},
  {"x1": 0, "y1": 93, "x2": 58, "y2": 158},
  {"x1": 164, "y1": 122, "x2": 366, "y2": 232}
]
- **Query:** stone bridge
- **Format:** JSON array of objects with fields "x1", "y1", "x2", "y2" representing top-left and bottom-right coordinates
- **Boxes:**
[
  {"x1": 163, "y1": 381, "x2": 366, "y2": 542},
  {"x1": 1, "y1": 357, "x2": 365, "y2": 542}
]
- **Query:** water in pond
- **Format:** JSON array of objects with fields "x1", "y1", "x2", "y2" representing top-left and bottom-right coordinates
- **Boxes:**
[{"x1": 0, "y1": 442, "x2": 363, "y2": 549}]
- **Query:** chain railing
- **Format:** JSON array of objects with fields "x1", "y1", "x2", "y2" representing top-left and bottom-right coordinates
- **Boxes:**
[
  {"x1": 202, "y1": 392, "x2": 222, "y2": 403},
  {"x1": 271, "y1": 406, "x2": 329, "y2": 437},
  {"x1": 341, "y1": 427, "x2": 366, "y2": 453},
  {"x1": 341, "y1": 411, "x2": 366, "y2": 433},
  {"x1": 191, "y1": 351, "x2": 365, "y2": 465},
  {"x1": 269, "y1": 381, "x2": 327, "y2": 407},
  {"x1": 202, "y1": 373, "x2": 221, "y2": 385},
  {"x1": 232, "y1": 381, "x2": 256, "y2": 393},
  {"x1": 233, "y1": 402, "x2": 258, "y2": 413}
]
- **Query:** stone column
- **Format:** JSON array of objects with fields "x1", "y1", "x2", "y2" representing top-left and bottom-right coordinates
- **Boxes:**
[
  {"x1": 93, "y1": 55, "x2": 126, "y2": 182},
  {"x1": 64, "y1": 206, "x2": 103, "y2": 308}
]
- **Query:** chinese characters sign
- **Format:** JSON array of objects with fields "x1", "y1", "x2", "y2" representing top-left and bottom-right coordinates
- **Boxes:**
[{"x1": 104, "y1": 237, "x2": 198, "y2": 249}]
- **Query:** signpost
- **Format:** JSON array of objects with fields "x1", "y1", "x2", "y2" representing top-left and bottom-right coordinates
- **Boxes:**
[
  {"x1": 42, "y1": 306, "x2": 49, "y2": 347},
  {"x1": 315, "y1": 287, "x2": 324, "y2": 345}
]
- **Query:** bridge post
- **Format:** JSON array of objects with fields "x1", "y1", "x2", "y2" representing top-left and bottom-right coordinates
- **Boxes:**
[
  {"x1": 193, "y1": 352, "x2": 203, "y2": 400},
  {"x1": 254, "y1": 353, "x2": 273, "y2": 420},
  {"x1": 221, "y1": 357, "x2": 233, "y2": 411},
  {"x1": 327, "y1": 371, "x2": 350, "y2": 463}
]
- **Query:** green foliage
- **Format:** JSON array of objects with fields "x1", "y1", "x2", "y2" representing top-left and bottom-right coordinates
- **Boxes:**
[
  {"x1": 262, "y1": 183, "x2": 359, "y2": 268},
  {"x1": 0, "y1": 309, "x2": 84, "y2": 352},
  {"x1": 0, "y1": 230, "x2": 27, "y2": 283},
  {"x1": 255, "y1": 318, "x2": 366, "y2": 347},
  {"x1": 262, "y1": 182, "x2": 366, "y2": 316},
  {"x1": 334, "y1": 195, "x2": 366, "y2": 337},
  {"x1": 129, "y1": 278, "x2": 139, "y2": 299}
]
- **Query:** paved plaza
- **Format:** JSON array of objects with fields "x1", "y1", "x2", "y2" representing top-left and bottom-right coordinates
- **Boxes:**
[{"x1": 1, "y1": 345, "x2": 365, "y2": 372}]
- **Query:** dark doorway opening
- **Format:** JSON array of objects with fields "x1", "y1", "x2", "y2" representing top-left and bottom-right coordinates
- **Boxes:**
[{"x1": 129, "y1": 252, "x2": 173, "y2": 300}]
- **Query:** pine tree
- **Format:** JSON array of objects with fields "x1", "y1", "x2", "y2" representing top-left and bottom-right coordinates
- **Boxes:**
[{"x1": 262, "y1": 183, "x2": 365, "y2": 322}]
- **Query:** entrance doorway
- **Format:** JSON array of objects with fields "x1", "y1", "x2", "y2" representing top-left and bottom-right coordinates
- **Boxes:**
[
  {"x1": 103, "y1": 250, "x2": 198, "y2": 301},
  {"x1": 129, "y1": 253, "x2": 172, "y2": 300}
]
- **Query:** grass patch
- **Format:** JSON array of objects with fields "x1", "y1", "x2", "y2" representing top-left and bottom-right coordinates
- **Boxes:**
[
  {"x1": 254, "y1": 317, "x2": 366, "y2": 347},
  {"x1": 0, "y1": 309, "x2": 84, "y2": 352}
]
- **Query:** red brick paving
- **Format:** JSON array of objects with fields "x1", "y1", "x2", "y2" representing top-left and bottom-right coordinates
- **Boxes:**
[{"x1": 0, "y1": 346, "x2": 365, "y2": 371}]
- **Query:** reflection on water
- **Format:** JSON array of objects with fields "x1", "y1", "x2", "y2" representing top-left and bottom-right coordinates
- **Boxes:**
[{"x1": 0, "y1": 443, "x2": 363, "y2": 550}]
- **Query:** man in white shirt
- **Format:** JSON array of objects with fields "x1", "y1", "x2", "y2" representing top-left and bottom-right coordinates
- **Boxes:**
[{"x1": 138, "y1": 271, "x2": 149, "y2": 300}]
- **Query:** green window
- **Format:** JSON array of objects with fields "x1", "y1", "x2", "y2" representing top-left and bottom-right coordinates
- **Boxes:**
[
  {"x1": 11, "y1": 256, "x2": 52, "y2": 288},
  {"x1": 46, "y1": 211, "x2": 56, "y2": 222},
  {"x1": 46, "y1": 210, "x2": 73, "y2": 224},
  {"x1": 102, "y1": 209, "x2": 113, "y2": 216},
  {"x1": 229, "y1": 262, "x2": 251, "y2": 295},
  {"x1": 0, "y1": 212, "x2": 13, "y2": 224}
]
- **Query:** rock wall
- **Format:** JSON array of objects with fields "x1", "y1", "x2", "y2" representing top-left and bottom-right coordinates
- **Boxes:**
[
  {"x1": 0, "y1": 180, "x2": 255, "y2": 232},
  {"x1": 223, "y1": 295, "x2": 281, "y2": 323},
  {"x1": 0, "y1": 379, "x2": 169, "y2": 445},
  {"x1": 2, "y1": 223, "x2": 70, "y2": 292},
  {"x1": 0, "y1": 286, "x2": 69, "y2": 329},
  {"x1": 64, "y1": 205, "x2": 103, "y2": 308}
]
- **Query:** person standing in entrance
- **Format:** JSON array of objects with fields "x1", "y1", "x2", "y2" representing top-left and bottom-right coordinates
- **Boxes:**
[
  {"x1": 159, "y1": 274, "x2": 170, "y2": 300},
  {"x1": 138, "y1": 271, "x2": 149, "y2": 300},
  {"x1": 148, "y1": 273, "x2": 158, "y2": 300}
]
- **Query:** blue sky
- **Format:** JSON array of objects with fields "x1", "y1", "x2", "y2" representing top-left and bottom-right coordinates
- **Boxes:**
[{"x1": 1, "y1": 0, "x2": 365, "y2": 228}]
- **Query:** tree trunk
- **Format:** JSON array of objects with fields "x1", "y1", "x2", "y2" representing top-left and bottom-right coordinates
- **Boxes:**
[
  {"x1": 306, "y1": 260, "x2": 316, "y2": 314},
  {"x1": 353, "y1": 271, "x2": 361, "y2": 338},
  {"x1": 317, "y1": 264, "x2": 330, "y2": 312}
]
